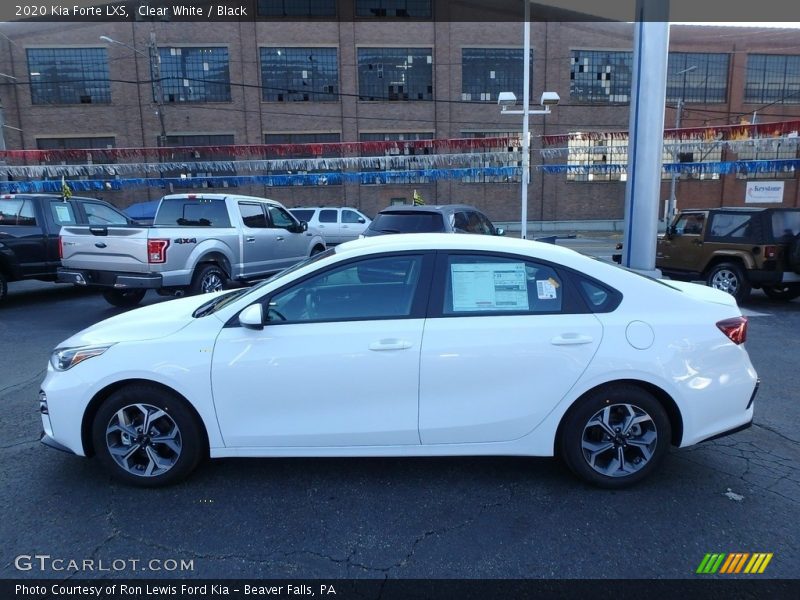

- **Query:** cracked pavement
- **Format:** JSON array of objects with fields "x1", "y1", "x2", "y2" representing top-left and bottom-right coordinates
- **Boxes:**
[{"x1": 1, "y1": 280, "x2": 798, "y2": 580}]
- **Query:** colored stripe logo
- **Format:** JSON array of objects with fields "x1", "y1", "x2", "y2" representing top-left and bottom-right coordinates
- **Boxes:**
[{"x1": 696, "y1": 553, "x2": 773, "y2": 574}]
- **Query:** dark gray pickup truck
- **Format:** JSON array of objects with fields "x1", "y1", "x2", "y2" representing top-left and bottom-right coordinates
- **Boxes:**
[{"x1": 0, "y1": 193, "x2": 132, "y2": 302}]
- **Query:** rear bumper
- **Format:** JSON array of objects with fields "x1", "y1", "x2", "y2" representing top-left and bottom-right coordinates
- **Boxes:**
[{"x1": 58, "y1": 267, "x2": 162, "y2": 289}]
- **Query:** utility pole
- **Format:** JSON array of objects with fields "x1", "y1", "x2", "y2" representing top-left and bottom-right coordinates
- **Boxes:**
[
  {"x1": 666, "y1": 98, "x2": 682, "y2": 221},
  {"x1": 148, "y1": 31, "x2": 167, "y2": 147},
  {"x1": 0, "y1": 100, "x2": 6, "y2": 182}
]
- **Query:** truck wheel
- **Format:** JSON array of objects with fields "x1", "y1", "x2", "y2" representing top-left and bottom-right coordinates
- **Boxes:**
[
  {"x1": 706, "y1": 262, "x2": 751, "y2": 302},
  {"x1": 190, "y1": 264, "x2": 227, "y2": 295},
  {"x1": 763, "y1": 284, "x2": 800, "y2": 301},
  {"x1": 0, "y1": 272, "x2": 7, "y2": 303},
  {"x1": 103, "y1": 289, "x2": 146, "y2": 307},
  {"x1": 311, "y1": 244, "x2": 326, "y2": 256}
]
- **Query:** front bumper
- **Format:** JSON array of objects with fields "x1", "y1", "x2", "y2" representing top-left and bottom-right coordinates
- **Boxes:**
[
  {"x1": 40, "y1": 432, "x2": 76, "y2": 454},
  {"x1": 58, "y1": 267, "x2": 162, "y2": 289}
]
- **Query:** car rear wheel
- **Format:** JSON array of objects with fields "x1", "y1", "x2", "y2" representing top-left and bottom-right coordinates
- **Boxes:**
[
  {"x1": 559, "y1": 385, "x2": 671, "y2": 488},
  {"x1": 92, "y1": 384, "x2": 203, "y2": 487},
  {"x1": 762, "y1": 284, "x2": 800, "y2": 301},
  {"x1": 102, "y1": 288, "x2": 146, "y2": 307},
  {"x1": 190, "y1": 264, "x2": 227, "y2": 295},
  {"x1": 0, "y1": 271, "x2": 7, "y2": 303},
  {"x1": 706, "y1": 262, "x2": 751, "y2": 302}
]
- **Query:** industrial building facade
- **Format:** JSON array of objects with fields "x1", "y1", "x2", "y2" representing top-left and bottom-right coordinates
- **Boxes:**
[{"x1": 2, "y1": 10, "x2": 800, "y2": 225}]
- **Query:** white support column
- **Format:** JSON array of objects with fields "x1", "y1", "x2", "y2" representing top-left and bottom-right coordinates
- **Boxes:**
[{"x1": 520, "y1": 0, "x2": 531, "y2": 240}]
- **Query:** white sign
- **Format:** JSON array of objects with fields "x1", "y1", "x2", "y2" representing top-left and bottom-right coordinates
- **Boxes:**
[
  {"x1": 745, "y1": 181, "x2": 784, "y2": 204},
  {"x1": 451, "y1": 262, "x2": 529, "y2": 312}
]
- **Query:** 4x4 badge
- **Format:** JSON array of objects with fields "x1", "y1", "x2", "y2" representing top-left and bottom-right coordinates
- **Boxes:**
[{"x1": 174, "y1": 238, "x2": 197, "y2": 244}]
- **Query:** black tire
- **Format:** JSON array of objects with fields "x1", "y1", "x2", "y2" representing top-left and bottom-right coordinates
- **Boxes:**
[
  {"x1": 706, "y1": 261, "x2": 751, "y2": 303},
  {"x1": 103, "y1": 288, "x2": 146, "y2": 308},
  {"x1": 310, "y1": 244, "x2": 326, "y2": 256},
  {"x1": 763, "y1": 284, "x2": 800, "y2": 301},
  {"x1": 92, "y1": 384, "x2": 204, "y2": 487},
  {"x1": 190, "y1": 263, "x2": 227, "y2": 295},
  {"x1": 559, "y1": 385, "x2": 671, "y2": 489},
  {"x1": 0, "y1": 271, "x2": 7, "y2": 303}
]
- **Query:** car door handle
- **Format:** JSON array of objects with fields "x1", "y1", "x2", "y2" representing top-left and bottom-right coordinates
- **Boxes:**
[
  {"x1": 551, "y1": 334, "x2": 594, "y2": 346},
  {"x1": 246, "y1": 237, "x2": 256, "y2": 243},
  {"x1": 276, "y1": 236, "x2": 284, "y2": 241},
  {"x1": 369, "y1": 339, "x2": 412, "y2": 351}
]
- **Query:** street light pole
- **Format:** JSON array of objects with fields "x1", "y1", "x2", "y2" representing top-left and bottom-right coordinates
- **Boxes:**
[
  {"x1": 520, "y1": 0, "x2": 531, "y2": 240},
  {"x1": 666, "y1": 65, "x2": 696, "y2": 222}
]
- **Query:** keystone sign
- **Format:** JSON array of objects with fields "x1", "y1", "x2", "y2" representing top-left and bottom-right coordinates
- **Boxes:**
[{"x1": 745, "y1": 181, "x2": 784, "y2": 204}]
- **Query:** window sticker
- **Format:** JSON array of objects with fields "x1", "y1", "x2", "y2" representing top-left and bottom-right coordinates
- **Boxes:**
[
  {"x1": 536, "y1": 278, "x2": 559, "y2": 300},
  {"x1": 53, "y1": 204, "x2": 73, "y2": 223},
  {"x1": 451, "y1": 262, "x2": 529, "y2": 312}
]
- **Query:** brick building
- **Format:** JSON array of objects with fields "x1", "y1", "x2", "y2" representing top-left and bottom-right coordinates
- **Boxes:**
[{"x1": 1, "y1": 10, "x2": 799, "y2": 224}]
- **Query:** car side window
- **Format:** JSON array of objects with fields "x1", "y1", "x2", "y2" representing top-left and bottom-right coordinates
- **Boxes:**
[
  {"x1": 708, "y1": 213, "x2": 753, "y2": 240},
  {"x1": 453, "y1": 211, "x2": 470, "y2": 232},
  {"x1": 238, "y1": 202, "x2": 268, "y2": 228},
  {"x1": 675, "y1": 213, "x2": 705, "y2": 235},
  {"x1": 266, "y1": 255, "x2": 423, "y2": 323},
  {"x1": 267, "y1": 206, "x2": 296, "y2": 229},
  {"x1": 319, "y1": 209, "x2": 337, "y2": 223},
  {"x1": 49, "y1": 201, "x2": 77, "y2": 226},
  {"x1": 0, "y1": 199, "x2": 37, "y2": 226},
  {"x1": 443, "y1": 255, "x2": 563, "y2": 315},
  {"x1": 83, "y1": 202, "x2": 128, "y2": 226},
  {"x1": 341, "y1": 209, "x2": 363, "y2": 224},
  {"x1": 290, "y1": 209, "x2": 315, "y2": 223}
]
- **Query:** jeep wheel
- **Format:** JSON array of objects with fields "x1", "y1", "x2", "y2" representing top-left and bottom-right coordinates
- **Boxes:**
[
  {"x1": 706, "y1": 262, "x2": 751, "y2": 303},
  {"x1": 763, "y1": 284, "x2": 800, "y2": 302}
]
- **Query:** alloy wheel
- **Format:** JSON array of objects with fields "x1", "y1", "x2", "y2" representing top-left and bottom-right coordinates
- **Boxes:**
[
  {"x1": 710, "y1": 269, "x2": 739, "y2": 295},
  {"x1": 581, "y1": 403, "x2": 658, "y2": 477},
  {"x1": 105, "y1": 403, "x2": 182, "y2": 477}
]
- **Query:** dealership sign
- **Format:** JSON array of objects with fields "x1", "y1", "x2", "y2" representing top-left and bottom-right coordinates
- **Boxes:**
[{"x1": 745, "y1": 181, "x2": 784, "y2": 203}]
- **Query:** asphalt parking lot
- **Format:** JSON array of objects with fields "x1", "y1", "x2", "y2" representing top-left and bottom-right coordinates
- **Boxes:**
[{"x1": 1, "y1": 238, "x2": 798, "y2": 580}]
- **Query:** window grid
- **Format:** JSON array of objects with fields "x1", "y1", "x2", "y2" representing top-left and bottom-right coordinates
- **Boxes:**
[
  {"x1": 257, "y1": 0, "x2": 336, "y2": 16},
  {"x1": 663, "y1": 144, "x2": 722, "y2": 181},
  {"x1": 27, "y1": 48, "x2": 111, "y2": 105},
  {"x1": 264, "y1": 133, "x2": 342, "y2": 186},
  {"x1": 570, "y1": 50, "x2": 632, "y2": 103},
  {"x1": 666, "y1": 52, "x2": 729, "y2": 103},
  {"x1": 735, "y1": 142, "x2": 797, "y2": 179},
  {"x1": 357, "y1": 48, "x2": 433, "y2": 101},
  {"x1": 461, "y1": 49, "x2": 531, "y2": 103},
  {"x1": 567, "y1": 136, "x2": 629, "y2": 182},
  {"x1": 359, "y1": 132, "x2": 434, "y2": 184},
  {"x1": 260, "y1": 47, "x2": 339, "y2": 102},
  {"x1": 36, "y1": 137, "x2": 116, "y2": 181},
  {"x1": 745, "y1": 54, "x2": 800, "y2": 104},
  {"x1": 159, "y1": 47, "x2": 231, "y2": 103},
  {"x1": 460, "y1": 132, "x2": 522, "y2": 183},
  {"x1": 355, "y1": 0, "x2": 431, "y2": 18},
  {"x1": 163, "y1": 134, "x2": 236, "y2": 188}
]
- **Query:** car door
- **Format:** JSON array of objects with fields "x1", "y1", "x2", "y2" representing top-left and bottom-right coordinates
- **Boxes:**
[
  {"x1": 266, "y1": 204, "x2": 310, "y2": 269},
  {"x1": 657, "y1": 212, "x2": 707, "y2": 273},
  {"x1": 340, "y1": 209, "x2": 368, "y2": 242},
  {"x1": 418, "y1": 252, "x2": 602, "y2": 444},
  {"x1": 0, "y1": 197, "x2": 48, "y2": 277},
  {"x1": 46, "y1": 199, "x2": 80, "y2": 269},
  {"x1": 237, "y1": 201, "x2": 273, "y2": 277},
  {"x1": 211, "y1": 252, "x2": 433, "y2": 448},
  {"x1": 315, "y1": 208, "x2": 341, "y2": 244}
]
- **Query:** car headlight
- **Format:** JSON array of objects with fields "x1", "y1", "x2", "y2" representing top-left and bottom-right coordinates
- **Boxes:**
[{"x1": 50, "y1": 345, "x2": 114, "y2": 371}]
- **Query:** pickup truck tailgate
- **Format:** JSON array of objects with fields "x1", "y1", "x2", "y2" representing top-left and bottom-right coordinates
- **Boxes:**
[{"x1": 60, "y1": 226, "x2": 151, "y2": 273}]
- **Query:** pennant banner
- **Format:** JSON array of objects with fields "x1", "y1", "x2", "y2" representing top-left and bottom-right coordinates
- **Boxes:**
[
  {"x1": 539, "y1": 159, "x2": 800, "y2": 175},
  {"x1": 0, "y1": 167, "x2": 523, "y2": 193},
  {"x1": 539, "y1": 137, "x2": 800, "y2": 159}
]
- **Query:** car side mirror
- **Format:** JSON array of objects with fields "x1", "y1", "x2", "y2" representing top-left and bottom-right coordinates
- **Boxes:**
[
  {"x1": 495, "y1": 227, "x2": 506, "y2": 237},
  {"x1": 239, "y1": 304, "x2": 264, "y2": 330},
  {"x1": 357, "y1": 217, "x2": 366, "y2": 224}
]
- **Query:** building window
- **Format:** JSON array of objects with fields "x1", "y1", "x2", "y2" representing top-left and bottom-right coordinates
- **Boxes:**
[
  {"x1": 357, "y1": 48, "x2": 433, "y2": 101},
  {"x1": 159, "y1": 47, "x2": 231, "y2": 103},
  {"x1": 735, "y1": 141, "x2": 797, "y2": 179},
  {"x1": 567, "y1": 135, "x2": 628, "y2": 182},
  {"x1": 36, "y1": 137, "x2": 116, "y2": 181},
  {"x1": 355, "y1": 0, "x2": 431, "y2": 18},
  {"x1": 666, "y1": 53, "x2": 729, "y2": 103},
  {"x1": 460, "y1": 132, "x2": 522, "y2": 183},
  {"x1": 27, "y1": 48, "x2": 111, "y2": 105},
  {"x1": 163, "y1": 134, "x2": 236, "y2": 187},
  {"x1": 662, "y1": 143, "x2": 722, "y2": 181},
  {"x1": 461, "y1": 49, "x2": 530, "y2": 102},
  {"x1": 359, "y1": 132, "x2": 434, "y2": 183},
  {"x1": 570, "y1": 50, "x2": 632, "y2": 103},
  {"x1": 745, "y1": 54, "x2": 800, "y2": 104},
  {"x1": 264, "y1": 133, "x2": 342, "y2": 185},
  {"x1": 260, "y1": 47, "x2": 338, "y2": 102},
  {"x1": 257, "y1": 0, "x2": 336, "y2": 16}
]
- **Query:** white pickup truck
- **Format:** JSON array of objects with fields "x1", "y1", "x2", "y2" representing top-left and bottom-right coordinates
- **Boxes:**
[{"x1": 58, "y1": 193, "x2": 327, "y2": 307}]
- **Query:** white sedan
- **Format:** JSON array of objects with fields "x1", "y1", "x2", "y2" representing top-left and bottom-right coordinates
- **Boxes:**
[{"x1": 40, "y1": 234, "x2": 758, "y2": 488}]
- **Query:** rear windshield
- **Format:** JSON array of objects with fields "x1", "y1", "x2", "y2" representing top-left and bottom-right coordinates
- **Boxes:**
[
  {"x1": 367, "y1": 212, "x2": 445, "y2": 234},
  {"x1": 772, "y1": 211, "x2": 800, "y2": 240},
  {"x1": 154, "y1": 198, "x2": 232, "y2": 227}
]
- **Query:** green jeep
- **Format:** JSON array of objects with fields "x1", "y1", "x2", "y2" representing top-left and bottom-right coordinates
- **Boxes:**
[{"x1": 656, "y1": 207, "x2": 800, "y2": 302}]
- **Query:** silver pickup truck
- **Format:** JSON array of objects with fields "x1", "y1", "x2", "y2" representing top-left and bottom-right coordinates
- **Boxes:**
[{"x1": 58, "y1": 193, "x2": 327, "y2": 307}]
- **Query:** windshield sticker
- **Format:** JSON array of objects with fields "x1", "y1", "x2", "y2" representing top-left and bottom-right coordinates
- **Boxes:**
[
  {"x1": 451, "y1": 262, "x2": 529, "y2": 312},
  {"x1": 536, "y1": 279, "x2": 558, "y2": 300},
  {"x1": 53, "y1": 204, "x2": 72, "y2": 223}
]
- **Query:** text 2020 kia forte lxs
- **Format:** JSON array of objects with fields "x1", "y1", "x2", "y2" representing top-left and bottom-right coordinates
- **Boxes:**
[{"x1": 40, "y1": 234, "x2": 758, "y2": 488}]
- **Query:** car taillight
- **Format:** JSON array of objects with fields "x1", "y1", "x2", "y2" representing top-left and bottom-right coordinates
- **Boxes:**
[
  {"x1": 147, "y1": 239, "x2": 170, "y2": 264},
  {"x1": 764, "y1": 245, "x2": 777, "y2": 259},
  {"x1": 58, "y1": 236, "x2": 63, "y2": 259},
  {"x1": 717, "y1": 316, "x2": 748, "y2": 345}
]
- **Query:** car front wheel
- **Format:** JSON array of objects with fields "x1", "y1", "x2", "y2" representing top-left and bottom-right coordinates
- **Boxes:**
[
  {"x1": 92, "y1": 384, "x2": 204, "y2": 487},
  {"x1": 559, "y1": 385, "x2": 671, "y2": 488},
  {"x1": 706, "y1": 262, "x2": 751, "y2": 302}
]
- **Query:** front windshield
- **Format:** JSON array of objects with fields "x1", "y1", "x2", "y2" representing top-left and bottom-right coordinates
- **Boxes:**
[{"x1": 193, "y1": 247, "x2": 337, "y2": 317}]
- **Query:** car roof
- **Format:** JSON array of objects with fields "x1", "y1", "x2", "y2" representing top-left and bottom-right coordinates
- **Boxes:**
[
  {"x1": 376, "y1": 204, "x2": 480, "y2": 215},
  {"x1": 162, "y1": 193, "x2": 281, "y2": 206}
]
